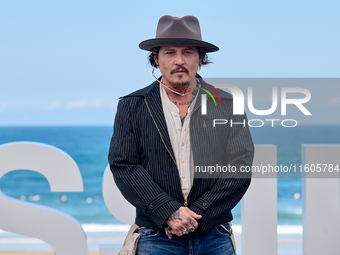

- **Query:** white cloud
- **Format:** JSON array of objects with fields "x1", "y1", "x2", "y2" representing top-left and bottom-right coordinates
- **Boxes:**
[
  {"x1": 329, "y1": 96, "x2": 340, "y2": 106},
  {"x1": 66, "y1": 99, "x2": 104, "y2": 109},
  {"x1": 0, "y1": 102, "x2": 9, "y2": 111}
]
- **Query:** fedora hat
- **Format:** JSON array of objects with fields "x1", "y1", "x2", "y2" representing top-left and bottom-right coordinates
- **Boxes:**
[{"x1": 139, "y1": 15, "x2": 219, "y2": 52}]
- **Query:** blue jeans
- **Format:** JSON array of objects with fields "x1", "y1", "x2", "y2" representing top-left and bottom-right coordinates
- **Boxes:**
[{"x1": 136, "y1": 222, "x2": 235, "y2": 255}]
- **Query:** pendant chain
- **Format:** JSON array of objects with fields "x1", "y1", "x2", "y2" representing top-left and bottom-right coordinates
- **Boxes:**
[{"x1": 152, "y1": 68, "x2": 189, "y2": 97}]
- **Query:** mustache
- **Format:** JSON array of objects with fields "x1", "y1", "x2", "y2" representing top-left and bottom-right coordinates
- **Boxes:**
[{"x1": 170, "y1": 66, "x2": 189, "y2": 74}]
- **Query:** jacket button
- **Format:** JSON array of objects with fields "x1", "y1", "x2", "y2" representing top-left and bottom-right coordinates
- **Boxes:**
[{"x1": 202, "y1": 202, "x2": 207, "y2": 206}]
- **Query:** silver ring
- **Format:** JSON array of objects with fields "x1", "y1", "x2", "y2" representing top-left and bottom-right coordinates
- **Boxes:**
[
  {"x1": 188, "y1": 226, "x2": 195, "y2": 232},
  {"x1": 182, "y1": 229, "x2": 189, "y2": 234}
]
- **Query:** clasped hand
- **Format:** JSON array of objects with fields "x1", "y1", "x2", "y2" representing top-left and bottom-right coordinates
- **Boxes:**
[{"x1": 165, "y1": 206, "x2": 202, "y2": 239}]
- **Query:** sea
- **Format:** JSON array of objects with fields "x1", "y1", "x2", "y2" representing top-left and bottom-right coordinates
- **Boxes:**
[{"x1": 0, "y1": 125, "x2": 339, "y2": 252}]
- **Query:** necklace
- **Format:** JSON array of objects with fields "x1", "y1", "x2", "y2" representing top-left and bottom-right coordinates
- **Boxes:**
[
  {"x1": 162, "y1": 83, "x2": 189, "y2": 97},
  {"x1": 152, "y1": 69, "x2": 189, "y2": 96}
]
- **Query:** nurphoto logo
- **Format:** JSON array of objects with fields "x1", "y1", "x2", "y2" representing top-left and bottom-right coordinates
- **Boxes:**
[{"x1": 201, "y1": 79, "x2": 313, "y2": 128}]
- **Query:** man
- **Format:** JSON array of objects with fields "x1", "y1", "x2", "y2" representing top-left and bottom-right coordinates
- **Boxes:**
[{"x1": 108, "y1": 15, "x2": 254, "y2": 255}]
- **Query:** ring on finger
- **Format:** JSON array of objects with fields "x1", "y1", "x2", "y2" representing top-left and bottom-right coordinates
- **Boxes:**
[
  {"x1": 188, "y1": 226, "x2": 195, "y2": 232},
  {"x1": 182, "y1": 229, "x2": 189, "y2": 234}
]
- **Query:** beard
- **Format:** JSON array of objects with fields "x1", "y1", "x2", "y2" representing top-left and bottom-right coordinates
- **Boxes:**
[
  {"x1": 170, "y1": 80, "x2": 190, "y2": 88},
  {"x1": 169, "y1": 65, "x2": 190, "y2": 88}
]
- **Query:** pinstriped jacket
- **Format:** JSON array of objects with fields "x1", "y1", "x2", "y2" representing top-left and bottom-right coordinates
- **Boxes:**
[{"x1": 108, "y1": 76, "x2": 254, "y2": 233}]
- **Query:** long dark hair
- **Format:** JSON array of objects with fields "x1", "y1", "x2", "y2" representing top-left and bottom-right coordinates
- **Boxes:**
[{"x1": 148, "y1": 47, "x2": 211, "y2": 68}]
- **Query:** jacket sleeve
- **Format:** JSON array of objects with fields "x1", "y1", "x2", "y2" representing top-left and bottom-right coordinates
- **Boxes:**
[
  {"x1": 189, "y1": 112, "x2": 254, "y2": 233},
  {"x1": 108, "y1": 98, "x2": 182, "y2": 229}
]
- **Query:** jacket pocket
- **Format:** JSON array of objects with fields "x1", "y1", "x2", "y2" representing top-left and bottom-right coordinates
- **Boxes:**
[{"x1": 214, "y1": 222, "x2": 232, "y2": 236}]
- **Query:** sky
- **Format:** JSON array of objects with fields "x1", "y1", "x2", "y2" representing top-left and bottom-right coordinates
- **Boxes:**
[{"x1": 0, "y1": 0, "x2": 339, "y2": 126}]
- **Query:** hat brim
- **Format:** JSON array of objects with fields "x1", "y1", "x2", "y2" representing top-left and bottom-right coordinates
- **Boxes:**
[{"x1": 139, "y1": 38, "x2": 219, "y2": 52}]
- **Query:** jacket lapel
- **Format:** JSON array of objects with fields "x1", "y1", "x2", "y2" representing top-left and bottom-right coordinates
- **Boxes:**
[{"x1": 144, "y1": 82, "x2": 176, "y2": 163}]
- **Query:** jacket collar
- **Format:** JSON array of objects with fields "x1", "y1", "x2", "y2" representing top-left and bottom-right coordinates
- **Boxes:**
[
  {"x1": 120, "y1": 77, "x2": 175, "y2": 162},
  {"x1": 120, "y1": 74, "x2": 228, "y2": 165},
  {"x1": 143, "y1": 81, "x2": 175, "y2": 161},
  {"x1": 138, "y1": 74, "x2": 205, "y2": 162}
]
